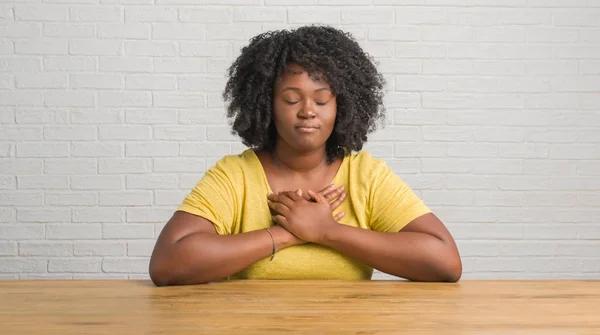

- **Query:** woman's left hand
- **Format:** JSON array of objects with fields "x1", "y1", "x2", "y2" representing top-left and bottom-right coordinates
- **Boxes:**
[{"x1": 267, "y1": 190, "x2": 339, "y2": 244}]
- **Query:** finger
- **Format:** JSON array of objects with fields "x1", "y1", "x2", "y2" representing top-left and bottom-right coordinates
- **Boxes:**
[
  {"x1": 279, "y1": 190, "x2": 303, "y2": 202},
  {"x1": 272, "y1": 215, "x2": 288, "y2": 228},
  {"x1": 318, "y1": 184, "x2": 336, "y2": 195},
  {"x1": 333, "y1": 211, "x2": 345, "y2": 221},
  {"x1": 267, "y1": 199, "x2": 291, "y2": 217},
  {"x1": 330, "y1": 192, "x2": 347, "y2": 210},
  {"x1": 269, "y1": 192, "x2": 296, "y2": 209},
  {"x1": 323, "y1": 185, "x2": 345, "y2": 202},
  {"x1": 296, "y1": 189, "x2": 303, "y2": 197},
  {"x1": 307, "y1": 189, "x2": 327, "y2": 204}
]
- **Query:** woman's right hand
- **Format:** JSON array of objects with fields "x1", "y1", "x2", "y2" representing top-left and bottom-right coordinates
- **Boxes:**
[{"x1": 300, "y1": 184, "x2": 347, "y2": 221}]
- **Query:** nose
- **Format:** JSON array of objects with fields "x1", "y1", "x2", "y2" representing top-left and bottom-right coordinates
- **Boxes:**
[{"x1": 297, "y1": 104, "x2": 316, "y2": 119}]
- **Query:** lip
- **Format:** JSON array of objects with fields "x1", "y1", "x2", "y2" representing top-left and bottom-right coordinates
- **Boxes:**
[{"x1": 295, "y1": 125, "x2": 320, "y2": 133}]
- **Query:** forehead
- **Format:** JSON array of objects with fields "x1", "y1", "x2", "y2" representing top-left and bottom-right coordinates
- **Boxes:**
[{"x1": 275, "y1": 63, "x2": 329, "y2": 89}]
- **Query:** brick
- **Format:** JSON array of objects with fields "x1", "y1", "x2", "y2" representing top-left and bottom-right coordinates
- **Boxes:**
[
  {"x1": 206, "y1": 59, "x2": 231, "y2": 73},
  {"x1": 20, "y1": 241, "x2": 72, "y2": 256},
  {"x1": 126, "y1": 142, "x2": 177, "y2": 157},
  {"x1": 422, "y1": 126, "x2": 472, "y2": 142},
  {"x1": 73, "y1": 207, "x2": 122, "y2": 222},
  {"x1": 0, "y1": 242, "x2": 17, "y2": 256},
  {"x1": 361, "y1": 126, "x2": 420, "y2": 142},
  {"x1": 527, "y1": 61, "x2": 578, "y2": 75},
  {"x1": 125, "y1": 109, "x2": 177, "y2": 124},
  {"x1": 550, "y1": 144, "x2": 600, "y2": 159},
  {"x1": 152, "y1": 23, "x2": 206, "y2": 40},
  {"x1": 0, "y1": 176, "x2": 15, "y2": 189},
  {"x1": 14, "y1": 5, "x2": 68, "y2": 21},
  {"x1": 421, "y1": 158, "x2": 472, "y2": 173},
  {"x1": 69, "y1": 39, "x2": 122, "y2": 56},
  {"x1": 578, "y1": 161, "x2": 600, "y2": 175},
  {"x1": 0, "y1": 90, "x2": 43, "y2": 106},
  {"x1": 580, "y1": 60, "x2": 600, "y2": 75},
  {"x1": 49, "y1": 259, "x2": 101, "y2": 273},
  {"x1": 497, "y1": 176, "x2": 552, "y2": 191},
  {"x1": 179, "y1": 142, "x2": 230, "y2": 157},
  {"x1": 552, "y1": 76, "x2": 600, "y2": 92},
  {"x1": 15, "y1": 39, "x2": 67, "y2": 55},
  {"x1": 524, "y1": 192, "x2": 577, "y2": 207},
  {"x1": 474, "y1": 60, "x2": 526, "y2": 75},
  {"x1": 0, "y1": 158, "x2": 42, "y2": 174},
  {"x1": 179, "y1": 42, "x2": 229, "y2": 57},
  {"x1": 555, "y1": 46, "x2": 600, "y2": 59},
  {"x1": 126, "y1": 74, "x2": 176, "y2": 90},
  {"x1": 0, "y1": 40, "x2": 12, "y2": 54},
  {"x1": 524, "y1": 160, "x2": 577, "y2": 176},
  {"x1": 126, "y1": 207, "x2": 173, "y2": 223},
  {"x1": 394, "y1": 110, "x2": 445, "y2": 125},
  {"x1": 474, "y1": 94, "x2": 525, "y2": 109},
  {"x1": 103, "y1": 224, "x2": 154, "y2": 238},
  {"x1": 124, "y1": 41, "x2": 176, "y2": 57},
  {"x1": 0, "y1": 108, "x2": 14, "y2": 123},
  {"x1": 386, "y1": 159, "x2": 420, "y2": 174},
  {"x1": 16, "y1": 73, "x2": 68, "y2": 89},
  {"x1": 422, "y1": 190, "x2": 474, "y2": 206},
  {"x1": 44, "y1": 56, "x2": 95, "y2": 71},
  {"x1": 0, "y1": 126, "x2": 42, "y2": 140},
  {"x1": 474, "y1": 191, "x2": 524, "y2": 207},
  {"x1": 44, "y1": 125, "x2": 97, "y2": 141},
  {"x1": 553, "y1": 177, "x2": 600, "y2": 191},
  {"x1": 127, "y1": 240, "x2": 155, "y2": 256},
  {"x1": 0, "y1": 22, "x2": 42, "y2": 38},
  {"x1": 445, "y1": 78, "x2": 498, "y2": 92},
  {"x1": 71, "y1": 74, "x2": 124, "y2": 89},
  {"x1": 472, "y1": 159, "x2": 523, "y2": 175},
  {"x1": 447, "y1": 175, "x2": 497, "y2": 190},
  {"x1": 125, "y1": 7, "x2": 177, "y2": 22},
  {"x1": 99, "y1": 191, "x2": 152, "y2": 206},
  {"x1": 423, "y1": 60, "x2": 472, "y2": 75},
  {"x1": 47, "y1": 223, "x2": 102, "y2": 239},
  {"x1": 70, "y1": 5, "x2": 122, "y2": 21},
  {"x1": 179, "y1": 7, "x2": 231, "y2": 23},
  {"x1": 100, "y1": 56, "x2": 152, "y2": 73},
  {"x1": 450, "y1": 223, "x2": 523, "y2": 239},
  {"x1": 126, "y1": 174, "x2": 178, "y2": 189},
  {"x1": 447, "y1": 143, "x2": 498, "y2": 158},
  {"x1": 45, "y1": 158, "x2": 97, "y2": 174},
  {"x1": 555, "y1": 10, "x2": 600, "y2": 26},
  {"x1": 153, "y1": 93, "x2": 206, "y2": 108},
  {"x1": 422, "y1": 26, "x2": 472, "y2": 42},
  {"x1": 340, "y1": 8, "x2": 393, "y2": 24},
  {"x1": 99, "y1": 125, "x2": 152, "y2": 140},
  {"x1": 44, "y1": 23, "x2": 94, "y2": 38},
  {"x1": 524, "y1": 224, "x2": 577, "y2": 239},
  {"x1": 154, "y1": 58, "x2": 206, "y2": 74},
  {"x1": 286, "y1": 7, "x2": 341, "y2": 24},
  {"x1": 234, "y1": 6, "x2": 284, "y2": 22},
  {"x1": 154, "y1": 158, "x2": 205, "y2": 173},
  {"x1": 0, "y1": 225, "x2": 44, "y2": 240},
  {"x1": 16, "y1": 142, "x2": 69, "y2": 158},
  {"x1": 46, "y1": 191, "x2": 97, "y2": 206},
  {"x1": 71, "y1": 142, "x2": 122, "y2": 157},
  {"x1": 17, "y1": 176, "x2": 69, "y2": 189},
  {"x1": 393, "y1": 142, "x2": 445, "y2": 158},
  {"x1": 396, "y1": 76, "x2": 445, "y2": 92},
  {"x1": 178, "y1": 75, "x2": 227, "y2": 92},
  {"x1": 71, "y1": 108, "x2": 123, "y2": 124},
  {"x1": 367, "y1": 25, "x2": 418, "y2": 41},
  {"x1": 178, "y1": 109, "x2": 228, "y2": 124},
  {"x1": 499, "y1": 143, "x2": 548, "y2": 158},
  {"x1": 579, "y1": 225, "x2": 600, "y2": 240},
  {"x1": 473, "y1": 127, "x2": 525, "y2": 142},
  {"x1": 45, "y1": 90, "x2": 94, "y2": 107},
  {"x1": 0, "y1": 75, "x2": 13, "y2": 89},
  {"x1": 498, "y1": 77, "x2": 551, "y2": 92},
  {"x1": 98, "y1": 23, "x2": 149, "y2": 39},
  {"x1": 71, "y1": 175, "x2": 123, "y2": 190},
  {"x1": 0, "y1": 259, "x2": 47, "y2": 273},
  {"x1": 526, "y1": 93, "x2": 579, "y2": 109},
  {"x1": 0, "y1": 57, "x2": 42, "y2": 72},
  {"x1": 102, "y1": 257, "x2": 150, "y2": 273},
  {"x1": 99, "y1": 158, "x2": 151, "y2": 174},
  {"x1": 377, "y1": 59, "x2": 421, "y2": 74},
  {"x1": 98, "y1": 91, "x2": 152, "y2": 107},
  {"x1": 74, "y1": 241, "x2": 126, "y2": 256}
]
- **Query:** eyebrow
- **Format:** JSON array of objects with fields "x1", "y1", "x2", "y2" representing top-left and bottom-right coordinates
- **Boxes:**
[{"x1": 280, "y1": 87, "x2": 331, "y2": 93}]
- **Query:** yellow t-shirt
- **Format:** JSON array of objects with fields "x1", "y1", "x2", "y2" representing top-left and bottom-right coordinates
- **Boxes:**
[{"x1": 177, "y1": 149, "x2": 431, "y2": 280}]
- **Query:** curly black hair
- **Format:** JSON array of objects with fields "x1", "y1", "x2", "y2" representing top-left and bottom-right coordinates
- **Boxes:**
[{"x1": 222, "y1": 25, "x2": 386, "y2": 163}]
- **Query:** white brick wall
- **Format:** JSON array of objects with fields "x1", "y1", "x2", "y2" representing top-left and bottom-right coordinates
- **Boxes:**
[{"x1": 1, "y1": 0, "x2": 599, "y2": 280}]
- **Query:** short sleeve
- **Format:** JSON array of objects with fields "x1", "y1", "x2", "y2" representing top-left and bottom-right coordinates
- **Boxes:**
[
  {"x1": 368, "y1": 159, "x2": 431, "y2": 233},
  {"x1": 176, "y1": 158, "x2": 237, "y2": 235}
]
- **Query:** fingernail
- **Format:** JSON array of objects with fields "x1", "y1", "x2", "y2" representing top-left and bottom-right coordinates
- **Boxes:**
[{"x1": 340, "y1": 186, "x2": 345, "y2": 191}]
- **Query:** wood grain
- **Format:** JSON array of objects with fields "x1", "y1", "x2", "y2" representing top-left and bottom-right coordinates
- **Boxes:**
[{"x1": 1, "y1": 280, "x2": 599, "y2": 334}]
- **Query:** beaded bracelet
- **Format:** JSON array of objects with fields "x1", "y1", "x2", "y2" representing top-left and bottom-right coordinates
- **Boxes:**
[{"x1": 264, "y1": 227, "x2": 277, "y2": 261}]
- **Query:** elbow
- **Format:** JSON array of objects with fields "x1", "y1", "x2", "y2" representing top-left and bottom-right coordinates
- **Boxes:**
[
  {"x1": 439, "y1": 250, "x2": 462, "y2": 283},
  {"x1": 149, "y1": 256, "x2": 172, "y2": 287}
]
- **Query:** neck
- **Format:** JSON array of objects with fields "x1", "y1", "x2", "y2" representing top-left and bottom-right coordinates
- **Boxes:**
[{"x1": 271, "y1": 141, "x2": 328, "y2": 174}]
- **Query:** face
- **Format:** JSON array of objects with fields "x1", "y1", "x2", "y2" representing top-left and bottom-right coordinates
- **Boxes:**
[{"x1": 272, "y1": 63, "x2": 337, "y2": 153}]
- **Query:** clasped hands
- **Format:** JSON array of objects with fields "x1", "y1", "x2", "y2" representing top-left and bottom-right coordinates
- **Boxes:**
[{"x1": 267, "y1": 185, "x2": 346, "y2": 245}]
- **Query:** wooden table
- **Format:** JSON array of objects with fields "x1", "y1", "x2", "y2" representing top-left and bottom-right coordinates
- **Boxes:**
[{"x1": 1, "y1": 280, "x2": 599, "y2": 334}]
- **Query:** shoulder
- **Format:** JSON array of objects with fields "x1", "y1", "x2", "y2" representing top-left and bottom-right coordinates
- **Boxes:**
[
  {"x1": 345, "y1": 149, "x2": 389, "y2": 176},
  {"x1": 209, "y1": 149, "x2": 256, "y2": 173}
]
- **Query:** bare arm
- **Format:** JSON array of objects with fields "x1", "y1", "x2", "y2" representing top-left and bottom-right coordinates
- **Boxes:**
[
  {"x1": 149, "y1": 211, "x2": 298, "y2": 286},
  {"x1": 319, "y1": 213, "x2": 462, "y2": 282}
]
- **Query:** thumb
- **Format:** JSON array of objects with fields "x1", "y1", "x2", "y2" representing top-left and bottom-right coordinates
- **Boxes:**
[{"x1": 307, "y1": 190, "x2": 325, "y2": 204}]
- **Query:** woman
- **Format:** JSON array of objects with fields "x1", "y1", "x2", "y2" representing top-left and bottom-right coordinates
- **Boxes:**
[{"x1": 149, "y1": 26, "x2": 462, "y2": 286}]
